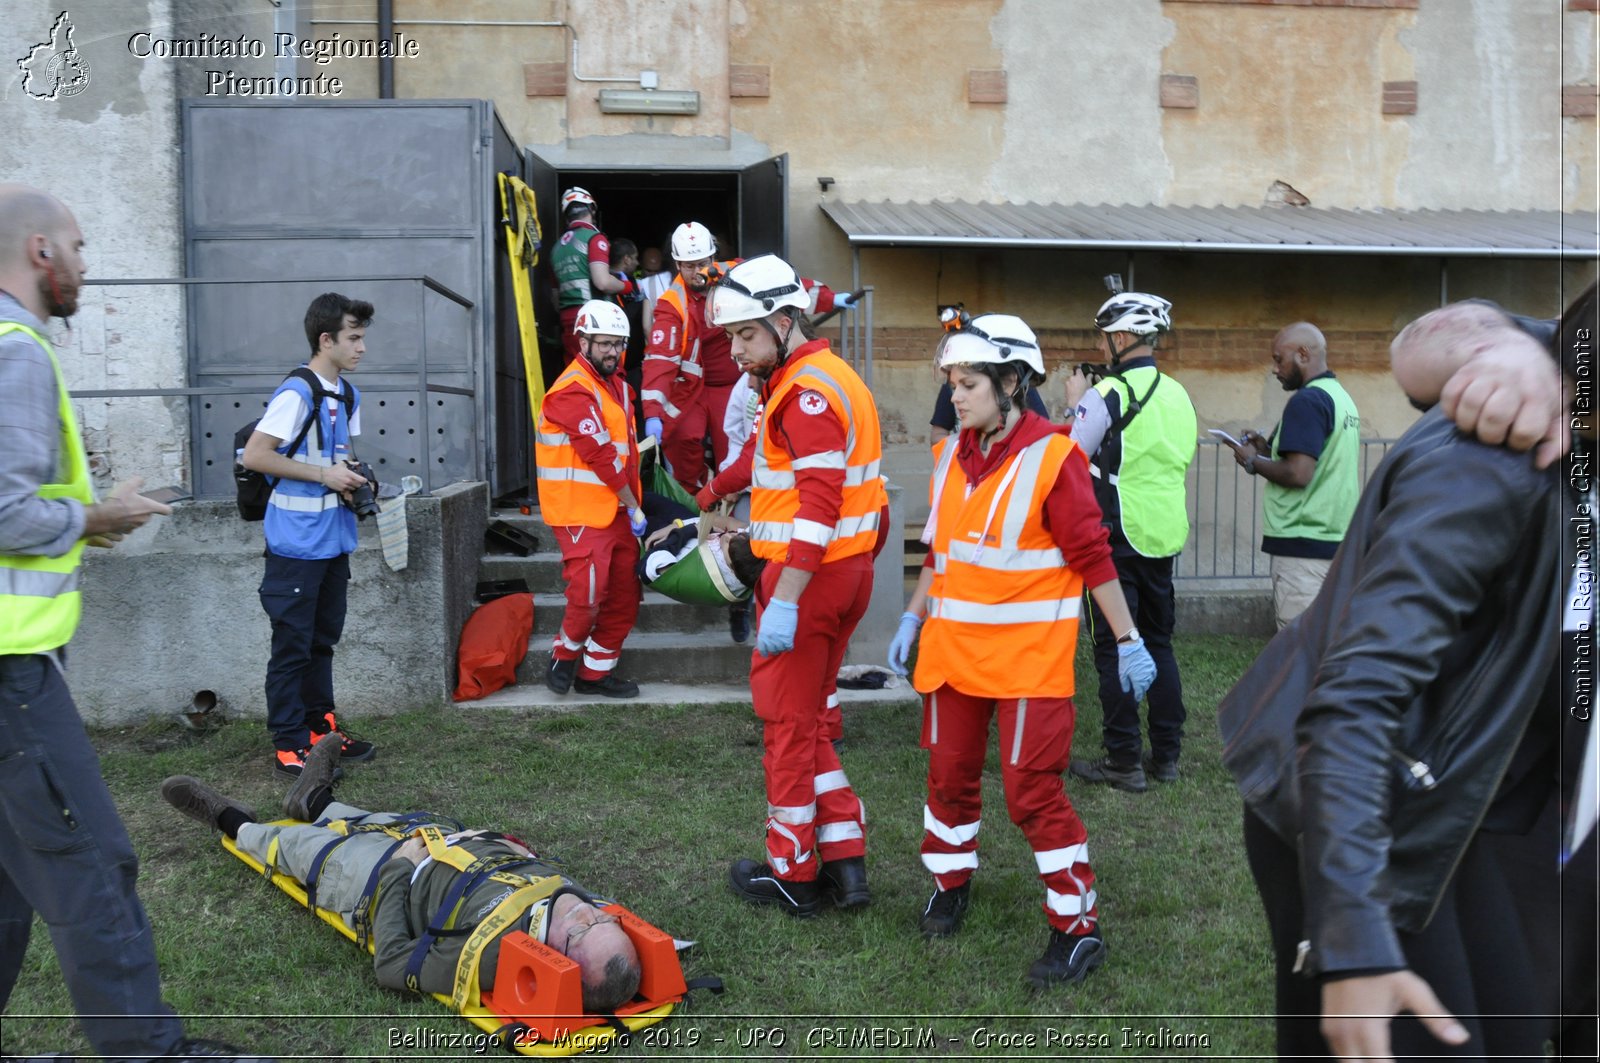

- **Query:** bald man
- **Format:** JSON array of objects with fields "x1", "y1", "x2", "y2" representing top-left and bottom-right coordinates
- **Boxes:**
[
  {"x1": 1223, "y1": 323, "x2": 1361, "y2": 627},
  {"x1": 0, "y1": 185, "x2": 265, "y2": 1061}
]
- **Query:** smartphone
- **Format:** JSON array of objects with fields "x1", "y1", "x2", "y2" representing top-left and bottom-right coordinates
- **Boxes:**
[{"x1": 140, "y1": 486, "x2": 191, "y2": 504}]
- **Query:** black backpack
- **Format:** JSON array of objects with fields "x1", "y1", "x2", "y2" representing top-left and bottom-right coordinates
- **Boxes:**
[{"x1": 233, "y1": 368, "x2": 355, "y2": 521}]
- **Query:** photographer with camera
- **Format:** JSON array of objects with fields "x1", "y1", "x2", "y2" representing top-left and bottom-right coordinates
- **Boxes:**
[
  {"x1": 239, "y1": 292, "x2": 380, "y2": 778},
  {"x1": 1062, "y1": 290, "x2": 1197, "y2": 794}
]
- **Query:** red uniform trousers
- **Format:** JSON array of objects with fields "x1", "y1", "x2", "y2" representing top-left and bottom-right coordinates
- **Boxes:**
[
  {"x1": 750, "y1": 552, "x2": 873, "y2": 882},
  {"x1": 921, "y1": 684, "x2": 1100, "y2": 933},
  {"x1": 661, "y1": 382, "x2": 733, "y2": 494},
  {"x1": 817, "y1": 505, "x2": 893, "y2": 745},
  {"x1": 558, "y1": 306, "x2": 583, "y2": 365},
  {"x1": 550, "y1": 511, "x2": 641, "y2": 681}
]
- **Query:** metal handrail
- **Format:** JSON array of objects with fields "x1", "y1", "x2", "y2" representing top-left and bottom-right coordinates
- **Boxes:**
[
  {"x1": 1173, "y1": 437, "x2": 1398, "y2": 582},
  {"x1": 72, "y1": 275, "x2": 478, "y2": 494}
]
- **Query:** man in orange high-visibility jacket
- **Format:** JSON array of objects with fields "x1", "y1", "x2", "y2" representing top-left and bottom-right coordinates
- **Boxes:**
[
  {"x1": 641, "y1": 222, "x2": 853, "y2": 495},
  {"x1": 885, "y1": 312, "x2": 1156, "y2": 989},
  {"x1": 534, "y1": 300, "x2": 646, "y2": 699},
  {"x1": 696, "y1": 255, "x2": 885, "y2": 918}
]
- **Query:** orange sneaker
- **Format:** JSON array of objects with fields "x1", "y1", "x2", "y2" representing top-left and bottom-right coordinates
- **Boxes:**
[{"x1": 309, "y1": 711, "x2": 377, "y2": 762}]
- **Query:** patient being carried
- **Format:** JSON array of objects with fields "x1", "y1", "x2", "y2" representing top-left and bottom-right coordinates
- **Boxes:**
[{"x1": 639, "y1": 513, "x2": 764, "y2": 605}]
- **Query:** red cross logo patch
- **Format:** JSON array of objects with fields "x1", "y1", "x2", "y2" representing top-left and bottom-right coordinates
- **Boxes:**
[{"x1": 799, "y1": 390, "x2": 828, "y2": 416}]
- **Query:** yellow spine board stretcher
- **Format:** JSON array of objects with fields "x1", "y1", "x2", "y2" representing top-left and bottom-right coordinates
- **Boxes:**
[
  {"x1": 222, "y1": 822, "x2": 683, "y2": 1056},
  {"x1": 498, "y1": 173, "x2": 548, "y2": 424}
]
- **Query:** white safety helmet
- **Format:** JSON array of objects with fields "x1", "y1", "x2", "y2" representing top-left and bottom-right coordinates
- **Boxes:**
[
  {"x1": 937, "y1": 312, "x2": 1045, "y2": 416},
  {"x1": 706, "y1": 254, "x2": 811, "y2": 328},
  {"x1": 670, "y1": 221, "x2": 716, "y2": 262},
  {"x1": 573, "y1": 299, "x2": 629, "y2": 339},
  {"x1": 561, "y1": 186, "x2": 597, "y2": 215},
  {"x1": 1094, "y1": 292, "x2": 1172, "y2": 336},
  {"x1": 937, "y1": 312, "x2": 1045, "y2": 381}
]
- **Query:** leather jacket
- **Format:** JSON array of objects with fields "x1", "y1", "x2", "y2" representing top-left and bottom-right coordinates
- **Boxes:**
[{"x1": 1219, "y1": 410, "x2": 1566, "y2": 977}]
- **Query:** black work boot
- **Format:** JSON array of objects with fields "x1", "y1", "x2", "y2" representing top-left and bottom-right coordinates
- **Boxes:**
[
  {"x1": 161, "y1": 776, "x2": 257, "y2": 831},
  {"x1": 573, "y1": 673, "x2": 640, "y2": 699},
  {"x1": 1142, "y1": 752, "x2": 1180, "y2": 783},
  {"x1": 918, "y1": 881, "x2": 971, "y2": 939},
  {"x1": 728, "y1": 859, "x2": 820, "y2": 917},
  {"x1": 1069, "y1": 756, "x2": 1148, "y2": 794},
  {"x1": 729, "y1": 602, "x2": 750, "y2": 644},
  {"x1": 1026, "y1": 926, "x2": 1107, "y2": 988},
  {"x1": 819, "y1": 856, "x2": 870, "y2": 909},
  {"x1": 545, "y1": 656, "x2": 576, "y2": 695}
]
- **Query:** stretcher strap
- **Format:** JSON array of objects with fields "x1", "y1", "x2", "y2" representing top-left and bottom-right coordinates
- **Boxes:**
[
  {"x1": 353, "y1": 838, "x2": 408, "y2": 949},
  {"x1": 403, "y1": 828, "x2": 564, "y2": 998},
  {"x1": 302, "y1": 817, "x2": 438, "y2": 915},
  {"x1": 450, "y1": 877, "x2": 561, "y2": 1013}
]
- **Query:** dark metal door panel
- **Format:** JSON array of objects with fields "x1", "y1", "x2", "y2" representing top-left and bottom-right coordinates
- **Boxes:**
[
  {"x1": 182, "y1": 99, "x2": 489, "y2": 498},
  {"x1": 739, "y1": 154, "x2": 788, "y2": 258}
]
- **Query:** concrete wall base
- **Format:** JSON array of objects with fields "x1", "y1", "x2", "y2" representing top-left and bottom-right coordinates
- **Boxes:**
[
  {"x1": 71, "y1": 482, "x2": 488, "y2": 727},
  {"x1": 1175, "y1": 585, "x2": 1275, "y2": 638}
]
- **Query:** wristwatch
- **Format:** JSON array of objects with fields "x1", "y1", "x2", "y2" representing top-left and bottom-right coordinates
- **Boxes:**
[{"x1": 1116, "y1": 627, "x2": 1141, "y2": 645}]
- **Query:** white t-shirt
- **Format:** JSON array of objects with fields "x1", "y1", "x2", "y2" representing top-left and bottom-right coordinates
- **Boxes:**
[
  {"x1": 721, "y1": 372, "x2": 760, "y2": 472},
  {"x1": 255, "y1": 369, "x2": 361, "y2": 447}
]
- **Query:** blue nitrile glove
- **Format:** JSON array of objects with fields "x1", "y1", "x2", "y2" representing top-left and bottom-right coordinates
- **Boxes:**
[
  {"x1": 832, "y1": 291, "x2": 856, "y2": 310},
  {"x1": 628, "y1": 507, "x2": 648, "y2": 537},
  {"x1": 756, "y1": 598, "x2": 799, "y2": 657},
  {"x1": 644, "y1": 417, "x2": 664, "y2": 443},
  {"x1": 886, "y1": 611, "x2": 923, "y2": 676},
  {"x1": 1117, "y1": 638, "x2": 1157, "y2": 703}
]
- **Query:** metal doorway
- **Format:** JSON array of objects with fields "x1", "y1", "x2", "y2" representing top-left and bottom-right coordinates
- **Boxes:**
[{"x1": 181, "y1": 98, "x2": 523, "y2": 497}]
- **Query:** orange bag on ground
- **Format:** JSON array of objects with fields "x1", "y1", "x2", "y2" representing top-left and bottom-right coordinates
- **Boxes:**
[{"x1": 453, "y1": 593, "x2": 534, "y2": 701}]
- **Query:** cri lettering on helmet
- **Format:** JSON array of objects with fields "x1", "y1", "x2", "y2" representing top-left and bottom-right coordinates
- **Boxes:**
[{"x1": 799, "y1": 391, "x2": 828, "y2": 416}]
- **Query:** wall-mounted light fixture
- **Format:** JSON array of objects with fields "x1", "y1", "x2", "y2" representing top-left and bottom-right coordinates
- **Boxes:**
[{"x1": 598, "y1": 87, "x2": 700, "y2": 115}]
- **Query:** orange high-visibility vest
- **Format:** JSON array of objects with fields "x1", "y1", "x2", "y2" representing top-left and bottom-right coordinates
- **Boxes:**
[
  {"x1": 640, "y1": 263, "x2": 738, "y2": 419},
  {"x1": 914, "y1": 432, "x2": 1086, "y2": 699},
  {"x1": 748, "y1": 347, "x2": 886, "y2": 565},
  {"x1": 534, "y1": 358, "x2": 641, "y2": 528}
]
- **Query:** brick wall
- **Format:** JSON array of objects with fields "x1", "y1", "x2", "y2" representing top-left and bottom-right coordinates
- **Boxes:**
[{"x1": 868, "y1": 327, "x2": 1395, "y2": 372}]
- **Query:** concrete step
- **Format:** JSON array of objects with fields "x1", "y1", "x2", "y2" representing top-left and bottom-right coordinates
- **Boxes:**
[
  {"x1": 461, "y1": 678, "x2": 919, "y2": 713},
  {"x1": 478, "y1": 551, "x2": 567, "y2": 594},
  {"x1": 514, "y1": 629, "x2": 754, "y2": 687},
  {"x1": 529, "y1": 592, "x2": 735, "y2": 635}
]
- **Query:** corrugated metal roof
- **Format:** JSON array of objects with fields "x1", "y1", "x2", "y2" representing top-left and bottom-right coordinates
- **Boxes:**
[{"x1": 821, "y1": 200, "x2": 1599, "y2": 258}]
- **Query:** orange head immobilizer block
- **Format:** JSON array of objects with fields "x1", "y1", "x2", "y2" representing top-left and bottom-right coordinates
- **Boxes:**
[{"x1": 481, "y1": 905, "x2": 687, "y2": 1042}]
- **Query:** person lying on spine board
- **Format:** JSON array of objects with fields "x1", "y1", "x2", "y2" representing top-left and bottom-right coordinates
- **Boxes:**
[{"x1": 161, "y1": 738, "x2": 641, "y2": 1013}]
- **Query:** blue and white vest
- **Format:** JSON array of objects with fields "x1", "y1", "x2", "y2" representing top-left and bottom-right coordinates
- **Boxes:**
[{"x1": 263, "y1": 371, "x2": 360, "y2": 559}]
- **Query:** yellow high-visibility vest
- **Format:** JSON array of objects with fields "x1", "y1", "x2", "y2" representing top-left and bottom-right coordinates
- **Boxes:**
[{"x1": 0, "y1": 322, "x2": 94, "y2": 654}]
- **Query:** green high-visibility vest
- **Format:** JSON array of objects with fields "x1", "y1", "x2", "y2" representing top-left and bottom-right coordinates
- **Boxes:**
[
  {"x1": 0, "y1": 322, "x2": 94, "y2": 654},
  {"x1": 1263, "y1": 376, "x2": 1360, "y2": 543},
  {"x1": 552, "y1": 226, "x2": 595, "y2": 308},
  {"x1": 1091, "y1": 365, "x2": 1198, "y2": 558}
]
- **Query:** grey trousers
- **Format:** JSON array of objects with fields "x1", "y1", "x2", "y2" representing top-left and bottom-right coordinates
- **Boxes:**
[
  {"x1": 0, "y1": 653, "x2": 185, "y2": 1061},
  {"x1": 237, "y1": 803, "x2": 439, "y2": 927}
]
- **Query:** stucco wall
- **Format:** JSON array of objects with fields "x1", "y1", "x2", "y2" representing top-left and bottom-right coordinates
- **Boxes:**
[
  {"x1": 6, "y1": 0, "x2": 1591, "y2": 491},
  {"x1": 1399, "y1": 0, "x2": 1567, "y2": 211},
  {"x1": 3, "y1": 0, "x2": 185, "y2": 491}
]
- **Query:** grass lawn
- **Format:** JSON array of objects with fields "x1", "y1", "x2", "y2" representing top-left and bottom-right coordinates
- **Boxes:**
[{"x1": 5, "y1": 633, "x2": 1277, "y2": 1060}]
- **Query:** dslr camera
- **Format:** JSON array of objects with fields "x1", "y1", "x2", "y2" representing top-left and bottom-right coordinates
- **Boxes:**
[{"x1": 340, "y1": 459, "x2": 381, "y2": 520}]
